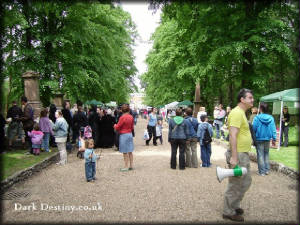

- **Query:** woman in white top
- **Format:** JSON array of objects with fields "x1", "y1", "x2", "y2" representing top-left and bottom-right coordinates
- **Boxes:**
[{"x1": 197, "y1": 107, "x2": 207, "y2": 123}]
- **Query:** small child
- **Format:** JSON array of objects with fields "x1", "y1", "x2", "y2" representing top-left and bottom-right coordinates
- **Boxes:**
[
  {"x1": 39, "y1": 108, "x2": 54, "y2": 152},
  {"x1": 83, "y1": 139, "x2": 99, "y2": 182},
  {"x1": 28, "y1": 123, "x2": 44, "y2": 155},
  {"x1": 155, "y1": 120, "x2": 163, "y2": 144}
]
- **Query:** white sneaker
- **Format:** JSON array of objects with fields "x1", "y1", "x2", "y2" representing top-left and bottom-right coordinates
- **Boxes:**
[{"x1": 257, "y1": 171, "x2": 265, "y2": 176}]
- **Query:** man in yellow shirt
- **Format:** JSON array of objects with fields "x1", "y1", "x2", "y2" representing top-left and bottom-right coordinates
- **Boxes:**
[{"x1": 222, "y1": 88, "x2": 254, "y2": 222}]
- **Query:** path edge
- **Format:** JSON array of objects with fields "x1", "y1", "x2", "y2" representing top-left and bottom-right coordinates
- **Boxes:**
[{"x1": 1, "y1": 152, "x2": 60, "y2": 192}]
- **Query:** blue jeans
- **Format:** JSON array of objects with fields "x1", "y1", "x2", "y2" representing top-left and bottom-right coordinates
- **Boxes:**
[
  {"x1": 256, "y1": 141, "x2": 270, "y2": 175},
  {"x1": 214, "y1": 121, "x2": 224, "y2": 139},
  {"x1": 200, "y1": 144, "x2": 211, "y2": 167},
  {"x1": 41, "y1": 132, "x2": 50, "y2": 152},
  {"x1": 280, "y1": 125, "x2": 289, "y2": 147},
  {"x1": 85, "y1": 161, "x2": 96, "y2": 181},
  {"x1": 170, "y1": 139, "x2": 186, "y2": 169}
]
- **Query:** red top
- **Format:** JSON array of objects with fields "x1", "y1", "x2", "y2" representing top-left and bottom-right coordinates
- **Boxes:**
[{"x1": 114, "y1": 113, "x2": 134, "y2": 134}]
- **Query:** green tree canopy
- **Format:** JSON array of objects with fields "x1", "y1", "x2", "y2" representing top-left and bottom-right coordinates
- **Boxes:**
[
  {"x1": 143, "y1": 0, "x2": 299, "y2": 113},
  {"x1": 1, "y1": 1, "x2": 138, "y2": 111}
]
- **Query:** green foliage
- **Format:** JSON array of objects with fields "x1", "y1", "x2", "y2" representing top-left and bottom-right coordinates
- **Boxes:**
[
  {"x1": 1, "y1": 1, "x2": 137, "y2": 110},
  {"x1": 144, "y1": 1, "x2": 299, "y2": 114}
]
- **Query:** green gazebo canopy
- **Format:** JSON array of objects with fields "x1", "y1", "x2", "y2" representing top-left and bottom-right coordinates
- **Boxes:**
[
  {"x1": 260, "y1": 88, "x2": 299, "y2": 102},
  {"x1": 85, "y1": 99, "x2": 103, "y2": 105},
  {"x1": 178, "y1": 100, "x2": 193, "y2": 106}
]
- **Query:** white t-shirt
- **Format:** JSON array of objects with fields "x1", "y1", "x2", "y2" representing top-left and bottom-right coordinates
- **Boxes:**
[{"x1": 197, "y1": 111, "x2": 207, "y2": 123}]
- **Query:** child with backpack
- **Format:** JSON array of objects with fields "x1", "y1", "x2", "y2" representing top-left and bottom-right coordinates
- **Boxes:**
[
  {"x1": 28, "y1": 123, "x2": 44, "y2": 155},
  {"x1": 197, "y1": 115, "x2": 213, "y2": 167}
]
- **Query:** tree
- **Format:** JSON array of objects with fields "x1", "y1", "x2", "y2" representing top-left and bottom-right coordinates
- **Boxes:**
[
  {"x1": 1, "y1": 1, "x2": 138, "y2": 113},
  {"x1": 143, "y1": 0, "x2": 298, "y2": 113}
]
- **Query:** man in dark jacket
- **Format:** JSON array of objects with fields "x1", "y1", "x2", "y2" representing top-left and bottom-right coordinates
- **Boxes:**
[
  {"x1": 72, "y1": 101, "x2": 88, "y2": 143},
  {"x1": 6, "y1": 101, "x2": 25, "y2": 150},
  {"x1": 20, "y1": 96, "x2": 34, "y2": 153},
  {"x1": 62, "y1": 100, "x2": 72, "y2": 142},
  {"x1": 168, "y1": 108, "x2": 189, "y2": 170}
]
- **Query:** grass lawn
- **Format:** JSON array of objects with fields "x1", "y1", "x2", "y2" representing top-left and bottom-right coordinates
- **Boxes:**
[
  {"x1": 0, "y1": 148, "x2": 58, "y2": 181},
  {"x1": 214, "y1": 126, "x2": 299, "y2": 171},
  {"x1": 250, "y1": 146, "x2": 299, "y2": 171}
]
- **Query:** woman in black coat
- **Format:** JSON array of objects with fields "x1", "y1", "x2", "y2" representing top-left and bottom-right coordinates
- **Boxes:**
[{"x1": 98, "y1": 109, "x2": 115, "y2": 148}]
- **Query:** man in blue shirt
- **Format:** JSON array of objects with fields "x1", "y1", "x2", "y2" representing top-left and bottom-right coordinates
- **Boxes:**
[{"x1": 146, "y1": 107, "x2": 157, "y2": 146}]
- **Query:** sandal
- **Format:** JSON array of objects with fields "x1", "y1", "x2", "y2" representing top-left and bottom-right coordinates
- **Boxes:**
[
  {"x1": 129, "y1": 167, "x2": 134, "y2": 171},
  {"x1": 120, "y1": 168, "x2": 129, "y2": 172}
]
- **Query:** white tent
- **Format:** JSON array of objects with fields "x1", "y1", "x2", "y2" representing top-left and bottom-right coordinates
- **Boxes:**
[{"x1": 164, "y1": 101, "x2": 179, "y2": 110}]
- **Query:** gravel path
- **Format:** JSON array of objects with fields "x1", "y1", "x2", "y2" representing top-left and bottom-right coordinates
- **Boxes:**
[{"x1": 2, "y1": 118, "x2": 298, "y2": 224}]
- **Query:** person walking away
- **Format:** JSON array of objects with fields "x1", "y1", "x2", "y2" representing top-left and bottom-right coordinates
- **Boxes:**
[
  {"x1": 252, "y1": 102, "x2": 276, "y2": 176},
  {"x1": 184, "y1": 107, "x2": 199, "y2": 168},
  {"x1": 6, "y1": 101, "x2": 25, "y2": 150},
  {"x1": 27, "y1": 123, "x2": 44, "y2": 155},
  {"x1": 83, "y1": 138, "x2": 99, "y2": 182},
  {"x1": 280, "y1": 106, "x2": 290, "y2": 147},
  {"x1": 197, "y1": 115, "x2": 213, "y2": 167},
  {"x1": 168, "y1": 108, "x2": 189, "y2": 170},
  {"x1": 132, "y1": 109, "x2": 138, "y2": 125},
  {"x1": 114, "y1": 104, "x2": 135, "y2": 171},
  {"x1": 39, "y1": 108, "x2": 54, "y2": 152},
  {"x1": 20, "y1": 96, "x2": 34, "y2": 154},
  {"x1": 53, "y1": 110, "x2": 69, "y2": 165},
  {"x1": 146, "y1": 107, "x2": 157, "y2": 146},
  {"x1": 222, "y1": 88, "x2": 254, "y2": 222}
]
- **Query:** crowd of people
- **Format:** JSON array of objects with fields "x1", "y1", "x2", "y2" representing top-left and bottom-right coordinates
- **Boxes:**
[
  {"x1": 1, "y1": 98, "x2": 139, "y2": 164},
  {"x1": 0, "y1": 88, "x2": 292, "y2": 222}
]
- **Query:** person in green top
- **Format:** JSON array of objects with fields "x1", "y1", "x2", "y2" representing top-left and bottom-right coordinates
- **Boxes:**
[{"x1": 222, "y1": 88, "x2": 254, "y2": 222}]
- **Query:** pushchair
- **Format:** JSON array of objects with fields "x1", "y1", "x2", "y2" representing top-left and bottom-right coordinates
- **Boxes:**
[{"x1": 77, "y1": 126, "x2": 92, "y2": 159}]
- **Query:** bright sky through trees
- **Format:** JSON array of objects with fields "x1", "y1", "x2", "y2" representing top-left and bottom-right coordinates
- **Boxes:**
[{"x1": 120, "y1": 2, "x2": 161, "y2": 89}]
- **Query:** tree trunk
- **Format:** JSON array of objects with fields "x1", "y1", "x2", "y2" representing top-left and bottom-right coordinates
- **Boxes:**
[{"x1": 193, "y1": 82, "x2": 200, "y2": 117}]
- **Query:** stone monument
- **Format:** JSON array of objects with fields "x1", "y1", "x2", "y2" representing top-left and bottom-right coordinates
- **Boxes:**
[
  {"x1": 53, "y1": 92, "x2": 64, "y2": 110},
  {"x1": 22, "y1": 71, "x2": 41, "y2": 119}
]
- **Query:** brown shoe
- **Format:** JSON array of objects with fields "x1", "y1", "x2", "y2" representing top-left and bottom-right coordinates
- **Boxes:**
[
  {"x1": 235, "y1": 208, "x2": 244, "y2": 215},
  {"x1": 223, "y1": 214, "x2": 244, "y2": 222}
]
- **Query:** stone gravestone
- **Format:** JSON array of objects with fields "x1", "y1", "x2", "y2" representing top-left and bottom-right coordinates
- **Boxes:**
[
  {"x1": 22, "y1": 71, "x2": 41, "y2": 119},
  {"x1": 53, "y1": 92, "x2": 64, "y2": 110}
]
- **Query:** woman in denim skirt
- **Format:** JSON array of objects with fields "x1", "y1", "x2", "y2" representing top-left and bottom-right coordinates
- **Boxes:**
[{"x1": 114, "y1": 104, "x2": 135, "y2": 172}]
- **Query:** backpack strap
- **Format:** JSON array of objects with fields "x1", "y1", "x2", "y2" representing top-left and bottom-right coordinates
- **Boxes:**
[{"x1": 172, "y1": 125, "x2": 178, "y2": 133}]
